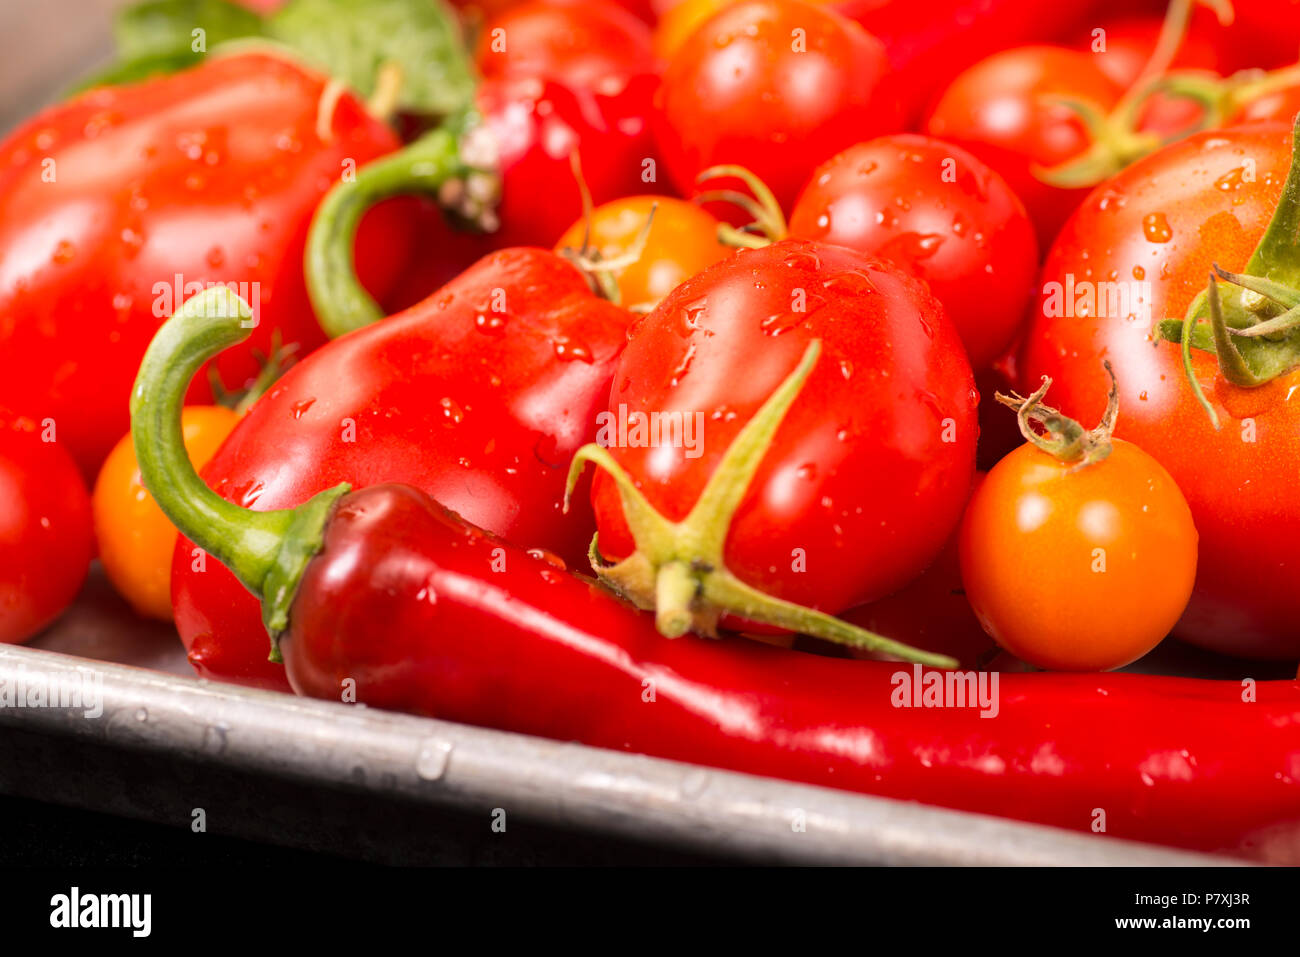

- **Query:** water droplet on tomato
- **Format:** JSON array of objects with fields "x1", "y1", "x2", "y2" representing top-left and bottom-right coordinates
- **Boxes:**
[
  {"x1": 51, "y1": 240, "x2": 75, "y2": 264},
  {"x1": 553, "y1": 336, "x2": 592, "y2": 362},
  {"x1": 439, "y1": 397, "x2": 465, "y2": 425},
  {"x1": 291, "y1": 398, "x2": 315, "y2": 419},
  {"x1": 1214, "y1": 166, "x2": 1249, "y2": 191},
  {"x1": 527, "y1": 548, "x2": 567, "y2": 571},
  {"x1": 1142, "y1": 212, "x2": 1172, "y2": 243},
  {"x1": 475, "y1": 312, "x2": 506, "y2": 334},
  {"x1": 760, "y1": 312, "x2": 805, "y2": 336},
  {"x1": 670, "y1": 343, "x2": 696, "y2": 385}
]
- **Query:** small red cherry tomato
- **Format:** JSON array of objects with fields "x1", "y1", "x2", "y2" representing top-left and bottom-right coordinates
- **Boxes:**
[
  {"x1": 655, "y1": 0, "x2": 900, "y2": 212},
  {"x1": 789, "y1": 134, "x2": 1038, "y2": 370},
  {"x1": 475, "y1": 0, "x2": 658, "y2": 90},
  {"x1": 0, "y1": 414, "x2": 93, "y2": 644},
  {"x1": 925, "y1": 46, "x2": 1123, "y2": 247}
]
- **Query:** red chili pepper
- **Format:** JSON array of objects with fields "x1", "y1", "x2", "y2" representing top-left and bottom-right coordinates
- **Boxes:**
[
  {"x1": 133, "y1": 291, "x2": 1300, "y2": 863},
  {"x1": 0, "y1": 51, "x2": 415, "y2": 479},
  {"x1": 169, "y1": 248, "x2": 631, "y2": 691}
]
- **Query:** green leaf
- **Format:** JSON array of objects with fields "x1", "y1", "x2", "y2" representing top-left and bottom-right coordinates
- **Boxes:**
[
  {"x1": 114, "y1": 0, "x2": 265, "y2": 63},
  {"x1": 71, "y1": 51, "x2": 203, "y2": 94},
  {"x1": 267, "y1": 0, "x2": 476, "y2": 118}
]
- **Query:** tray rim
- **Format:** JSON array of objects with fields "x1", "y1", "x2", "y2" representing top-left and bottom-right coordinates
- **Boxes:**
[{"x1": 0, "y1": 643, "x2": 1245, "y2": 866}]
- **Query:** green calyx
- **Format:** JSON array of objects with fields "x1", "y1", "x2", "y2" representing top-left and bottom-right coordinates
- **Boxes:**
[
  {"x1": 1036, "y1": 0, "x2": 1236, "y2": 190},
  {"x1": 1034, "y1": 93, "x2": 1165, "y2": 190},
  {"x1": 305, "y1": 109, "x2": 501, "y2": 338},
  {"x1": 130, "y1": 287, "x2": 350, "y2": 659},
  {"x1": 1152, "y1": 114, "x2": 1300, "y2": 428},
  {"x1": 564, "y1": 340, "x2": 959, "y2": 669},
  {"x1": 996, "y1": 364, "x2": 1118, "y2": 470}
]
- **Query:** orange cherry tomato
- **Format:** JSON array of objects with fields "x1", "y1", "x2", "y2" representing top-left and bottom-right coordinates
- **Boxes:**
[
  {"x1": 93, "y1": 405, "x2": 241, "y2": 620},
  {"x1": 555, "y1": 195, "x2": 732, "y2": 310},
  {"x1": 959, "y1": 438, "x2": 1198, "y2": 672}
]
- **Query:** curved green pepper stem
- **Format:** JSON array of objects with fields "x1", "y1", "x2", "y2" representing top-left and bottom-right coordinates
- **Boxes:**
[
  {"x1": 564, "y1": 340, "x2": 960, "y2": 669},
  {"x1": 305, "y1": 110, "x2": 501, "y2": 338},
  {"x1": 1153, "y1": 113, "x2": 1300, "y2": 420},
  {"x1": 130, "y1": 287, "x2": 350, "y2": 657}
]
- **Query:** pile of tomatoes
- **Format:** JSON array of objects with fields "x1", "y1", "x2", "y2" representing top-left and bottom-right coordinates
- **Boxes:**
[{"x1": 3, "y1": 0, "x2": 1300, "y2": 685}]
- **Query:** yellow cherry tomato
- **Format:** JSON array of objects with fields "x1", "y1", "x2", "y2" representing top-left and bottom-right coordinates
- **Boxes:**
[
  {"x1": 93, "y1": 405, "x2": 241, "y2": 620},
  {"x1": 555, "y1": 195, "x2": 732, "y2": 310}
]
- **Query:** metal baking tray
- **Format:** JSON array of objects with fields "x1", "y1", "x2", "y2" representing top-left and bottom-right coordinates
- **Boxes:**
[
  {"x1": 0, "y1": 1, "x2": 1259, "y2": 865},
  {"x1": 0, "y1": 572, "x2": 1240, "y2": 865}
]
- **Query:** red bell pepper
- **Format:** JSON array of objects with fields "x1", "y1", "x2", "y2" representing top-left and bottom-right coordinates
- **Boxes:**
[
  {"x1": 308, "y1": 69, "x2": 662, "y2": 318},
  {"x1": 132, "y1": 288, "x2": 1300, "y2": 863},
  {"x1": 0, "y1": 51, "x2": 414, "y2": 478},
  {"x1": 168, "y1": 249, "x2": 633, "y2": 691}
]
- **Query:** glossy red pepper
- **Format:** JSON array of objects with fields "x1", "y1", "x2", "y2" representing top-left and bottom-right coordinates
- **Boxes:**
[
  {"x1": 0, "y1": 51, "x2": 413, "y2": 479},
  {"x1": 169, "y1": 248, "x2": 630, "y2": 691},
  {"x1": 133, "y1": 292, "x2": 1300, "y2": 863},
  {"x1": 308, "y1": 70, "x2": 660, "y2": 311}
]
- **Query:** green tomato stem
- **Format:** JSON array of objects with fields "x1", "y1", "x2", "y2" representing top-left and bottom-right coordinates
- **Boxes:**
[{"x1": 565, "y1": 339, "x2": 959, "y2": 668}]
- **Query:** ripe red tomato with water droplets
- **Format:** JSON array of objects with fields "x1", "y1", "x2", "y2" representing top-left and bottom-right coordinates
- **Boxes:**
[
  {"x1": 1019, "y1": 124, "x2": 1300, "y2": 659},
  {"x1": 1081, "y1": 13, "x2": 1224, "y2": 87},
  {"x1": 789, "y1": 134, "x2": 1038, "y2": 370},
  {"x1": 0, "y1": 413, "x2": 93, "y2": 644},
  {"x1": 655, "y1": 0, "x2": 900, "y2": 213},
  {"x1": 590, "y1": 239, "x2": 978, "y2": 619},
  {"x1": 842, "y1": 473, "x2": 995, "y2": 668},
  {"x1": 475, "y1": 0, "x2": 658, "y2": 90},
  {"x1": 925, "y1": 46, "x2": 1123, "y2": 248}
]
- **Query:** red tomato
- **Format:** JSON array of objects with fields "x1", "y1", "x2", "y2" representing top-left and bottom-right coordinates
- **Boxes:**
[
  {"x1": 0, "y1": 413, "x2": 93, "y2": 644},
  {"x1": 475, "y1": 0, "x2": 658, "y2": 90},
  {"x1": 1081, "y1": 13, "x2": 1224, "y2": 87},
  {"x1": 788, "y1": 135, "x2": 1038, "y2": 370},
  {"x1": 925, "y1": 46, "x2": 1124, "y2": 248},
  {"x1": 837, "y1": 0, "x2": 1108, "y2": 125},
  {"x1": 655, "y1": 0, "x2": 900, "y2": 212},
  {"x1": 0, "y1": 53, "x2": 410, "y2": 479},
  {"x1": 961, "y1": 436, "x2": 1198, "y2": 672},
  {"x1": 1227, "y1": 0, "x2": 1300, "y2": 73},
  {"x1": 843, "y1": 474, "x2": 996, "y2": 668},
  {"x1": 585, "y1": 239, "x2": 978, "y2": 629},
  {"x1": 1018, "y1": 124, "x2": 1300, "y2": 659},
  {"x1": 1231, "y1": 81, "x2": 1300, "y2": 126}
]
